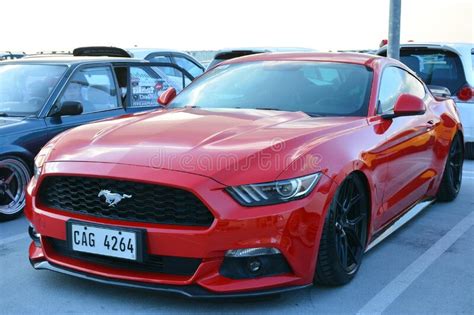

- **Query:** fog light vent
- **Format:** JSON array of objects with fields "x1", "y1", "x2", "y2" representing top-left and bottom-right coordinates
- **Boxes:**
[
  {"x1": 225, "y1": 247, "x2": 280, "y2": 257},
  {"x1": 220, "y1": 247, "x2": 291, "y2": 279}
]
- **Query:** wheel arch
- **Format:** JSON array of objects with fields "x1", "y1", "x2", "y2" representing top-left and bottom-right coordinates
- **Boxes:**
[
  {"x1": 457, "y1": 129, "x2": 464, "y2": 146},
  {"x1": 348, "y1": 170, "x2": 372, "y2": 244},
  {"x1": 0, "y1": 146, "x2": 35, "y2": 172}
]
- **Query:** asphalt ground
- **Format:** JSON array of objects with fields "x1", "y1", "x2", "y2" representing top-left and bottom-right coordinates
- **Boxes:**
[{"x1": 1, "y1": 161, "x2": 473, "y2": 314}]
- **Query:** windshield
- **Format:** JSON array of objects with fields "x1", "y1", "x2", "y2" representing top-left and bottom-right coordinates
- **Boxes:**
[
  {"x1": 0, "y1": 64, "x2": 67, "y2": 116},
  {"x1": 171, "y1": 61, "x2": 373, "y2": 117}
]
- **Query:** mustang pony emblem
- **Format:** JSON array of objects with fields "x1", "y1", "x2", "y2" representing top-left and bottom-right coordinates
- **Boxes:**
[{"x1": 98, "y1": 190, "x2": 132, "y2": 207}]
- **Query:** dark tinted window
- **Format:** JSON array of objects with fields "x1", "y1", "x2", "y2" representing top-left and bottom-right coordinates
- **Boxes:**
[
  {"x1": 171, "y1": 61, "x2": 373, "y2": 117},
  {"x1": 129, "y1": 66, "x2": 172, "y2": 107},
  {"x1": 174, "y1": 56, "x2": 203, "y2": 77},
  {"x1": 378, "y1": 67, "x2": 425, "y2": 114},
  {"x1": 381, "y1": 48, "x2": 466, "y2": 95},
  {"x1": 147, "y1": 55, "x2": 175, "y2": 76},
  {"x1": 207, "y1": 51, "x2": 262, "y2": 69}
]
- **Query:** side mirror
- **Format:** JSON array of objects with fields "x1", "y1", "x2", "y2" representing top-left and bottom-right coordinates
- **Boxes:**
[
  {"x1": 427, "y1": 85, "x2": 451, "y2": 98},
  {"x1": 157, "y1": 87, "x2": 176, "y2": 107},
  {"x1": 53, "y1": 101, "x2": 83, "y2": 116},
  {"x1": 382, "y1": 94, "x2": 426, "y2": 119}
]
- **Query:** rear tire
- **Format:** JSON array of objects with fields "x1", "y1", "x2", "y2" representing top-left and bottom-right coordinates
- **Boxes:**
[
  {"x1": 315, "y1": 173, "x2": 368, "y2": 286},
  {"x1": 437, "y1": 134, "x2": 463, "y2": 202},
  {"x1": 0, "y1": 156, "x2": 31, "y2": 222},
  {"x1": 465, "y1": 142, "x2": 474, "y2": 160}
]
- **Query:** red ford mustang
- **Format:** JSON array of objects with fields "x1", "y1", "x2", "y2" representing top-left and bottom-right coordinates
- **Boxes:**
[{"x1": 25, "y1": 53, "x2": 464, "y2": 297}]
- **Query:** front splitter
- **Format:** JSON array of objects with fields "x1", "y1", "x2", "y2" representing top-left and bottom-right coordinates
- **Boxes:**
[{"x1": 31, "y1": 259, "x2": 311, "y2": 299}]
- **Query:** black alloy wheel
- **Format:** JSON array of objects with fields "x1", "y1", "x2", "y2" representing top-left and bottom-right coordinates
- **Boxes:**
[
  {"x1": 437, "y1": 134, "x2": 463, "y2": 202},
  {"x1": 315, "y1": 173, "x2": 368, "y2": 285}
]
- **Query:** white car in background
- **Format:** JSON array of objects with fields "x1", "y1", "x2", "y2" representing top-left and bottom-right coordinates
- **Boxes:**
[{"x1": 377, "y1": 43, "x2": 474, "y2": 158}]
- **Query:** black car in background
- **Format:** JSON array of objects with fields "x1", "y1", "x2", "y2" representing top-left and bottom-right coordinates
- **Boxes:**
[
  {"x1": 207, "y1": 47, "x2": 316, "y2": 70},
  {"x1": 0, "y1": 51, "x2": 193, "y2": 221}
]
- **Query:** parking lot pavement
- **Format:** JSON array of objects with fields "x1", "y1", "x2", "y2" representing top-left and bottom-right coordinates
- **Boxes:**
[{"x1": 1, "y1": 161, "x2": 473, "y2": 314}]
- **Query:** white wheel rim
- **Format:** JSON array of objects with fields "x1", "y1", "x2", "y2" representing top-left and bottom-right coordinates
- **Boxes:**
[{"x1": 0, "y1": 158, "x2": 30, "y2": 215}]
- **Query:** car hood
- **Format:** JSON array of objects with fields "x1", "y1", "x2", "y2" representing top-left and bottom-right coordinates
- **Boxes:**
[
  {"x1": 0, "y1": 116, "x2": 23, "y2": 128},
  {"x1": 48, "y1": 108, "x2": 367, "y2": 185},
  {"x1": 0, "y1": 116, "x2": 33, "y2": 139}
]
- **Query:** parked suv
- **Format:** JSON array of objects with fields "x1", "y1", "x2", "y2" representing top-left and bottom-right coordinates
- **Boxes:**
[
  {"x1": 377, "y1": 43, "x2": 474, "y2": 158},
  {"x1": 0, "y1": 53, "x2": 193, "y2": 221}
]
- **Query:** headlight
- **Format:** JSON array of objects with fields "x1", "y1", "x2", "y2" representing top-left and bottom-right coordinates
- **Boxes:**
[
  {"x1": 34, "y1": 145, "x2": 53, "y2": 179},
  {"x1": 226, "y1": 173, "x2": 321, "y2": 206}
]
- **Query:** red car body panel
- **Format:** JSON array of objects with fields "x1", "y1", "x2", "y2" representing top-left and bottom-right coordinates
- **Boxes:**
[{"x1": 25, "y1": 53, "x2": 462, "y2": 296}]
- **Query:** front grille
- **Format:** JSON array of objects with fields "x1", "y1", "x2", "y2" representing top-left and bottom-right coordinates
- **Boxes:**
[
  {"x1": 48, "y1": 238, "x2": 201, "y2": 276},
  {"x1": 38, "y1": 176, "x2": 214, "y2": 227}
]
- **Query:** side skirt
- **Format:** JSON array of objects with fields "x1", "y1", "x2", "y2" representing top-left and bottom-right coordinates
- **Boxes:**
[{"x1": 365, "y1": 199, "x2": 436, "y2": 252}]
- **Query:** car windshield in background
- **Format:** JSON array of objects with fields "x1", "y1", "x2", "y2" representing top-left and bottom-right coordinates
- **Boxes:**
[
  {"x1": 398, "y1": 49, "x2": 466, "y2": 95},
  {"x1": 170, "y1": 61, "x2": 373, "y2": 117},
  {"x1": 0, "y1": 64, "x2": 66, "y2": 116}
]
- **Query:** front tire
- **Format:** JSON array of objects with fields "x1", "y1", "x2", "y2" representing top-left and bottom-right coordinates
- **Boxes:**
[
  {"x1": 0, "y1": 156, "x2": 31, "y2": 222},
  {"x1": 437, "y1": 134, "x2": 463, "y2": 202},
  {"x1": 315, "y1": 173, "x2": 368, "y2": 286}
]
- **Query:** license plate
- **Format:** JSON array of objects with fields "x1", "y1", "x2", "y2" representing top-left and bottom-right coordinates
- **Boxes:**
[{"x1": 68, "y1": 221, "x2": 143, "y2": 261}]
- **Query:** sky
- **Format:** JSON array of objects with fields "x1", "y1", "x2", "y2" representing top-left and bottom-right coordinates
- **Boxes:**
[{"x1": 1, "y1": 0, "x2": 472, "y2": 53}]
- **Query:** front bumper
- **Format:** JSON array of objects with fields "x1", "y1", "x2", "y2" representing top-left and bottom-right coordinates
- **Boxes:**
[
  {"x1": 30, "y1": 259, "x2": 311, "y2": 298},
  {"x1": 26, "y1": 161, "x2": 335, "y2": 296}
]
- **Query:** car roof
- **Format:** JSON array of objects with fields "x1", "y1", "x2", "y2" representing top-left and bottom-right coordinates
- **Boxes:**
[
  {"x1": 1, "y1": 56, "x2": 147, "y2": 65},
  {"x1": 377, "y1": 42, "x2": 473, "y2": 54},
  {"x1": 219, "y1": 52, "x2": 383, "y2": 67},
  {"x1": 127, "y1": 48, "x2": 194, "y2": 59}
]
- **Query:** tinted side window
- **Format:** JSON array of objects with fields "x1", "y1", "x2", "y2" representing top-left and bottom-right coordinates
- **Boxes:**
[
  {"x1": 130, "y1": 66, "x2": 172, "y2": 107},
  {"x1": 378, "y1": 67, "x2": 404, "y2": 114},
  {"x1": 147, "y1": 56, "x2": 176, "y2": 76},
  {"x1": 378, "y1": 67, "x2": 425, "y2": 114},
  {"x1": 174, "y1": 56, "x2": 203, "y2": 77},
  {"x1": 60, "y1": 66, "x2": 119, "y2": 114},
  {"x1": 405, "y1": 73, "x2": 426, "y2": 99}
]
